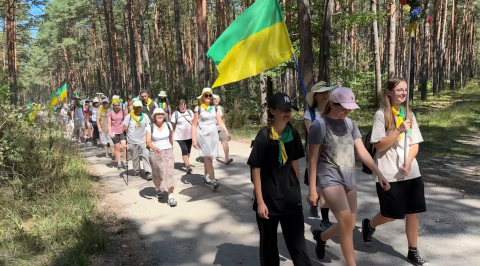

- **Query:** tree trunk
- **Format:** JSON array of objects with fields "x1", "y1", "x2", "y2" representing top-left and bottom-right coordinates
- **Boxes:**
[
  {"x1": 260, "y1": 72, "x2": 267, "y2": 124},
  {"x1": 449, "y1": 0, "x2": 457, "y2": 90},
  {"x1": 127, "y1": 0, "x2": 139, "y2": 96},
  {"x1": 137, "y1": 0, "x2": 151, "y2": 93},
  {"x1": 197, "y1": 0, "x2": 207, "y2": 92},
  {"x1": 131, "y1": 3, "x2": 143, "y2": 92},
  {"x1": 438, "y1": 0, "x2": 448, "y2": 92},
  {"x1": 387, "y1": 0, "x2": 396, "y2": 78},
  {"x1": 420, "y1": 0, "x2": 430, "y2": 101},
  {"x1": 6, "y1": 0, "x2": 17, "y2": 105},
  {"x1": 318, "y1": 0, "x2": 333, "y2": 84},
  {"x1": 371, "y1": 0, "x2": 382, "y2": 107},
  {"x1": 173, "y1": 0, "x2": 186, "y2": 96}
]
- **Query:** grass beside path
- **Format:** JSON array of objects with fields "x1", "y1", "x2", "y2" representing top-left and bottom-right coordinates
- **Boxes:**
[{"x1": 0, "y1": 112, "x2": 106, "y2": 265}]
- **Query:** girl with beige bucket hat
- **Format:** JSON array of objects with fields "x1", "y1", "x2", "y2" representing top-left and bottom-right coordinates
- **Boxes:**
[{"x1": 304, "y1": 81, "x2": 338, "y2": 227}]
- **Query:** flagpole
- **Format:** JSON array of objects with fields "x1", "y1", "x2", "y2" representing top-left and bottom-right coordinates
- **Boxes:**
[
  {"x1": 292, "y1": 54, "x2": 314, "y2": 119},
  {"x1": 404, "y1": 25, "x2": 414, "y2": 166}
]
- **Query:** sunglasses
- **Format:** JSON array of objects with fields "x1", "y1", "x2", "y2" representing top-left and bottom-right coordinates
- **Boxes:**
[{"x1": 204, "y1": 94, "x2": 213, "y2": 98}]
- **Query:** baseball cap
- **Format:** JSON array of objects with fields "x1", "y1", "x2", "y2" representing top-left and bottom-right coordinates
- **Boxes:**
[
  {"x1": 132, "y1": 101, "x2": 142, "y2": 108},
  {"x1": 268, "y1": 93, "x2": 299, "y2": 111},
  {"x1": 330, "y1": 87, "x2": 360, "y2": 109},
  {"x1": 102, "y1": 98, "x2": 109, "y2": 103},
  {"x1": 84, "y1": 98, "x2": 90, "y2": 102}
]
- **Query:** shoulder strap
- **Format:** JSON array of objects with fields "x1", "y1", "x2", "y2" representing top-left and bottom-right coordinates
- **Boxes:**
[
  {"x1": 187, "y1": 109, "x2": 193, "y2": 118},
  {"x1": 167, "y1": 122, "x2": 172, "y2": 133},
  {"x1": 175, "y1": 111, "x2": 178, "y2": 122}
]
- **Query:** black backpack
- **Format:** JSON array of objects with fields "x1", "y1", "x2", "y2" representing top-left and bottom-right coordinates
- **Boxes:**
[{"x1": 361, "y1": 130, "x2": 377, "y2": 175}]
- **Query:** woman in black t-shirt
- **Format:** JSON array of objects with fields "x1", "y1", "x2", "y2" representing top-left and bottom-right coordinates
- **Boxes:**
[{"x1": 247, "y1": 93, "x2": 312, "y2": 266}]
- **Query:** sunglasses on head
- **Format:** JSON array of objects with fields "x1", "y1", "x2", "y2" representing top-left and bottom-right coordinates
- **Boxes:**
[{"x1": 204, "y1": 94, "x2": 212, "y2": 98}]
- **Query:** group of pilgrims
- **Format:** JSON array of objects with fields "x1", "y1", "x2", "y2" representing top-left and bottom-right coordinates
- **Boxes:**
[{"x1": 59, "y1": 76, "x2": 429, "y2": 266}]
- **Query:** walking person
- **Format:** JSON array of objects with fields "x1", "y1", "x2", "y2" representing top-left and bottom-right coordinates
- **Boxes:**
[
  {"x1": 213, "y1": 94, "x2": 233, "y2": 165},
  {"x1": 91, "y1": 98, "x2": 100, "y2": 146},
  {"x1": 146, "y1": 108, "x2": 177, "y2": 207},
  {"x1": 108, "y1": 99, "x2": 128, "y2": 170},
  {"x1": 192, "y1": 88, "x2": 231, "y2": 189},
  {"x1": 308, "y1": 87, "x2": 390, "y2": 266},
  {"x1": 361, "y1": 77, "x2": 429, "y2": 266},
  {"x1": 248, "y1": 92, "x2": 312, "y2": 266},
  {"x1": 123, "y1": 100, "x2": 153, "y2": 180},
  {"x1": 171, "y1": 99, "x2": 194, "y2": 174},
  {"x1": 84, "y1": 99, "x2": 93, "y2": 142},
  {"x1": 304, "y1": 81, "x2": 338, "y2": 223},
  {"x1": 71, "y1": 95, "x2": 86, "y2": 143},
  {"x1": 156, "y1": 91, "x2": 172, "y2": 122},
  {"x1": 140, "y1": 90, "x2": 158, "y2": 118},
  {"x1": 98, "y1": 98, "x2": 115, "y2": 157}
]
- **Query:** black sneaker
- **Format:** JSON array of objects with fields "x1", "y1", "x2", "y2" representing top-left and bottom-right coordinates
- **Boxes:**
[
  {"x1": 408, "y1": 249, "x2": 430, "y2": 266},
  {"x1": 212, "y1": 180, "x2": 220, "y2": 190},
  {"x1": 122, "y1": 161, "x2": 127, "y2": 169},
  {"x1": 156, "y1": 190, "x2": 163, "y2": 200},
  {"x1": 361, "y1": 218, "x2": 375, "y2": 247},
  {"x1": 145, "y1": 172, "x2": 153, "y2": 181},
  {"x1": 312, "y1": 229, "x2": 326, "y2": 259},
  {"x1": 319, "y1": 220, "x2": 334, "y2": 231}
]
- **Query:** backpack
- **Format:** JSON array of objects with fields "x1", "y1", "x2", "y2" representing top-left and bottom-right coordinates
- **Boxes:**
[
  {"x1": 175, "y1": 110, "x2": 193, "y2": 124},
  {"x1": 361, "y1": 130, "x2": 377, "y2": 175}
]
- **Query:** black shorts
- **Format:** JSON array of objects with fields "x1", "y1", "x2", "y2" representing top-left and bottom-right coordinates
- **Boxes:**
[
  {"x1": 376, "y1": 177, "x2": 427, "y2": 219},
  {"x1": 177, "y1": 139, "x2": 192, "y2": 156},
  {"x1": 112, "y1": 133, "x2": 126, "y2": 144}
]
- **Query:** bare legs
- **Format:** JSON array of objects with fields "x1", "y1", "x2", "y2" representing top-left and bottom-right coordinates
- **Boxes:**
[
  {"x1": 182, "y1": 154, "x2": 190, "y2": 167},
  {"x1": 204, "y1": 157, "x2": 215, "y2": 181},
  {"x1": 221, "y1": 141, "x2": 230, "y2": 161},
  {"x1": 114, "y1": 141, "x2": 127, "y2": 164}
]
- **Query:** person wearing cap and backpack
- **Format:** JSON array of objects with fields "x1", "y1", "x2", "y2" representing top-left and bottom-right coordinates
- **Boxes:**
[
  {"x1": 91, "y1": 98, "x2": 101, "y2": 146},
  {"x1": 171, "y1": 99, "x2": 194, "y2": 173},
  {"x1": 192, "y1": 88, "x2": 231, "y2": 190},
  {"x1": 307, "y1": 87, "x2": 390, "y2": 266},
  {"x1": 248, "y1": 92, "x2": 312, "y2": 266},
  {"x1": 98, "y1": 98, "x2": 115, "y2": 157},
  {"x1": 123, "y1": 100, "x2": 153, "y2": 181},
  {"x1": 146, "y1": 108, "x2": 176, "y2": 207},
  {"x1": 304, "y1": 81, "x2": 339, "y2": 226},
  {"x1": 108, "y1": 99, "x2": 129, "y2": 170},
  {"x1": 360, "y1": 77, "x2": 429, "y2": 266},
  {"x1": 156, "y1": 91, "x2": 172, "y2": 122}
]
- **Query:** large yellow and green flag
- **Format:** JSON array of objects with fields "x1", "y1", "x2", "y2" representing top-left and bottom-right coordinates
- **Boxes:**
[
  {"x1": 56, "y1": 84, "x2": 67, "y2": 102},
  {"x1": 49, "y1": 92, "x2": 59, "y2": 110},
  {"x1": 207, "y1": 0, "x2": 293, "y2": 88}
]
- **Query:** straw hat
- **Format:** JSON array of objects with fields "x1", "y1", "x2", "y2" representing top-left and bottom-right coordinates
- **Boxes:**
[
  {"x1": 151, "y1": 107, "x2": 166, "y2": 119},
  {"x1": 306, "y1": 81, "x2": 339, "y2": 107},
  {"x1": 197, "y1": 88, "x2": 213, "y2": 99}
]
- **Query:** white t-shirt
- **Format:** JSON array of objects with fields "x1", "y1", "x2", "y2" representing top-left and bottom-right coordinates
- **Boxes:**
[
  {"x1": 123, "y1": 113, "x2": 151, "y2": 145},
  {"x1": 171, "y1": 110, "x2": 193, "y2": 141},
  {"x1": 60, "y1": 108, "x2": 68, "y2": 118},
  {"x1": 147, "y1": 122, "x2": 173, "y2": 150},
  {"x1": 216, "y1": 105, "x2": 225, "y2": 131},
  {"x1": 91, "y1": 107, "x2": 99, "y2": 122},
  {"x1": 303, "y1": 107, "x2": 321, "y2": 121},
  {"x1": 370, "y1": 110, "x2": 424, "y2": 182}
]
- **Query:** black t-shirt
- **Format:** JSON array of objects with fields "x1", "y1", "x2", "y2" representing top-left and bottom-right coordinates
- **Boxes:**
[{"x1": 247, "y1": 125, "x2": 305, "y2": 216}]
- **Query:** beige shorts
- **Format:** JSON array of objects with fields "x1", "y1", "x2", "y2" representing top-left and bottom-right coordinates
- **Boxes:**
[{"x1": 218, "y1": 130, "x2": 228, "y2": 142}]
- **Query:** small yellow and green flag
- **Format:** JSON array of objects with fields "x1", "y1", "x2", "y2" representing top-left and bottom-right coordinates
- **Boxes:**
[
  {"x1": 49, "y1": 92, "x2": 59, "y2": 110},
  {"x1": 207, "y1": 0, "x2": 293, "y2": 88},
  {"x1": 56, "y1": 84, "x2": 67, "y2": 102}
]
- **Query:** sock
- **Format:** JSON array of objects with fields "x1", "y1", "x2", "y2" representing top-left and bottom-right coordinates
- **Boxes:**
[
  {"x1": 321, "y1": 208, "x2": 330, "y2": 221},
  {"x1": 168, "y1": 193, "x2": 173, "y2": 200},
  {"x1": 409, "y1": 247, "x2": 418, "y2": 252}
]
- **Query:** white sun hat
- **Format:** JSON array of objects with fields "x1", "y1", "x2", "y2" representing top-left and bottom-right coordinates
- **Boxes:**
[
  {"x1": 306, "y1": 81, "x2": 339, "y2": 107},
  {"x1": 197, "y1": 88, "x2": 213, "y2": 99},
  {"x1": 151, "y1": 107, "x2": 166, "y2": 119},
  {"x1": 158, "y1": 91, "x2": 167, "y2": 97}
]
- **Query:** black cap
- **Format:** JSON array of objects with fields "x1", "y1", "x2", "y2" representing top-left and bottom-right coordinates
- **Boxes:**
[{"x1": 268, "y1": 92, "x2": 299, "y2": 111}]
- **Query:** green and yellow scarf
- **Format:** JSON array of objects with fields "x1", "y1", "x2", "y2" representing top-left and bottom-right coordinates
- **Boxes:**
[
  {"x1": 201, "y1": 103, "x2": 213, "y2": 112},
  {"x1": 270, "y1": 125, "x2": 293, "y2": 166},
  {"x1": 130, "y1": 112, "x2": 144, "y2": 127},
  {"x1": 392, "y1": 106, "x2": 412, "y2": 140},
  {"x1": 143, "y1": 98, "x2": 153, "y2": 112}
]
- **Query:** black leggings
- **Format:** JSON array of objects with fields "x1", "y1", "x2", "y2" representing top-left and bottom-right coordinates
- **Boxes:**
[
  {"x1": 256, "y1": 213, "x2": 312, "y2": 266},
  {"x1": 176, "y1": 139, "x2": 192, "y2": 156}
]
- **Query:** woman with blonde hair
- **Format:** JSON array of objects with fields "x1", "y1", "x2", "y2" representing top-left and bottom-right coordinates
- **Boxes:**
[
  {"x1": 361, "y1": 77, "x2": 428, "y2": 266},
  {"x1": 192, "y1": 88, "x2": 230, "y2": 189}
]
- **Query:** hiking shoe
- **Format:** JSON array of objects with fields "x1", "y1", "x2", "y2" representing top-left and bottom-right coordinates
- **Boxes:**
[
  {"x1": 212, "y1": 180, "x2": 220, "y2": 190},
  {"x1": 407, "y1": 249, "x2": 430, "y2": 266},
  {"x1": 361, "y1": 218, "x2": 375, "y2": 247},
  {"x1": 186, "y1": 166, "x2": 192, "y2": 174},
  {"x1": 319, "y1": 220, "x2": 335, "y2": 231},
  {"x1": 156, "y1": 190, "x2": 163, "y2": 200},
  {"x1": 168, "y1": 198, "x2": 178, "y2": 207},
  {"x1": 122, "y1": 161, "x2": 127, "y2": 169},
  {"x1": 312, "y1": 229, "x2": 326, "y2": 259},
  {"x1": 309, "y1": 205, "x2": 319, "y2": 218},
  {"x1": 117, "y1": 163, "x2": 122, "y2": 170},
  {"x1": 135, "y1": 171, "x2": 141, "y2": 177},
  {"x1": 204, "y1": 175, "x2": 213, "y2": 185},
  {"x1": 145, "y1": 172, "x2": 153, "y2": 181}
]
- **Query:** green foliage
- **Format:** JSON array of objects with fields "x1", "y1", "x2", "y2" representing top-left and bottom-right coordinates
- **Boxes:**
[{"x1": 0, "y1": 105, "x2": 106, "y2": 265}]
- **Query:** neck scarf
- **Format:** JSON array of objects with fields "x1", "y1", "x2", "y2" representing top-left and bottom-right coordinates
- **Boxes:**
[
  {"x1": 143, "y1": 98, "x2": 153, "y2": 112},
  {"x1": 270, "y1": 124, "x2": 293, "y2": 166},
  {"x1": 160, "y1": 100, "x2": 166, "y2": 109},
  {"x1": 201, "y1": 103, "x2": 213, "y2": 112},
  {"x1": 99, "y1": 107, "x2": 108, "y2": 117},
  {"x1": 392, "y1": 106, "x2": 412, "y2": 140},
  {"x1": 130, "y1": 112, "x2": 144, "y2": 127}
]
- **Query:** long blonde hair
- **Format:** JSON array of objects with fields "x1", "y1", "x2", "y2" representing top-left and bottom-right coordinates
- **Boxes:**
[{"x1": 383, "y1": 77, "x2": 413, "y2": 132}]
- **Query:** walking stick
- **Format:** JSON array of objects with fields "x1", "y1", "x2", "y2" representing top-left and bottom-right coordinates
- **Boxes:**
[{"x1": 126, "y1": 143, "x2": 129, "y2": 186}]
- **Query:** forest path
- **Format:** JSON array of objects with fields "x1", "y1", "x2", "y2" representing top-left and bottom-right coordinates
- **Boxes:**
[{"x1": 83, "y1": 140, "x2": 480, "y2": 266}]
